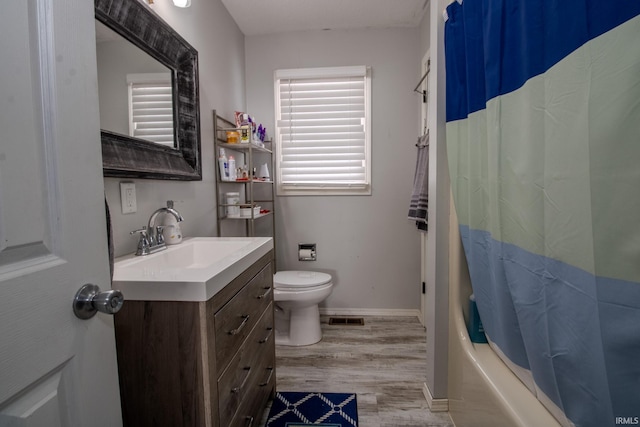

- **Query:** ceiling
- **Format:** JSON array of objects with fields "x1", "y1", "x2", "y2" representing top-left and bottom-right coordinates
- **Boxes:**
[{"x1": 221, "y1": 0, "x2": 430, "y2": 36}]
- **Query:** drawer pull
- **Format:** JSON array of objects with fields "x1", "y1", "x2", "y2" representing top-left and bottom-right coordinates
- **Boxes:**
[
  {"x1": 229, "y1": 315, "x2": 250, "y2": 335},
  {"x1": 231, "y1": 366, "x2": 251, "y2": 393},
  {"x1": 244, "y1": 416, "x2": 255, "y2": 427},
  {"x1": 257, "y1": 286, "x2": 272, "y2": 299},
  {"x1": 260, "y1": 367, "x2": 274, "y2": 387},
  {"x1": 259, "y1": 327, "x2": 273, "y2": 344}
]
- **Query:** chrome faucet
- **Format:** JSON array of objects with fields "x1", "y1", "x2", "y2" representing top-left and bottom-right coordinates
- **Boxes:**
[{"x1": 130, "y1": 200, "x2": 184, "y2": 256}]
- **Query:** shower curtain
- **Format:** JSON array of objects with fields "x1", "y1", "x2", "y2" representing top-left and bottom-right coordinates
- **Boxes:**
[{"x1": 444, "y1": 1, "x2": 640, "y2": 426}]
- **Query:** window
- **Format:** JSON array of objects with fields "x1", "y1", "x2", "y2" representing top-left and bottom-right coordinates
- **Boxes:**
[
  {"x1": 274, "y1": 66, "x2": 371, "y2": 195},
  {"x1": 127, "y1": 73, "x2": 175, "y2": 147}
]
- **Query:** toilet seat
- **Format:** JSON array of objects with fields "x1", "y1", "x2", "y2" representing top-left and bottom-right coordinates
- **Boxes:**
[{"x1": 274, "y1": 271, "x2": 332, "y2": 290}]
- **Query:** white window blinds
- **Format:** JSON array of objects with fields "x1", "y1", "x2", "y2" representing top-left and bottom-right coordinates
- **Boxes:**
[
  {"x1": 127, "y1": 73, "x2": 175, "y2": 147},
  {"x1": 275, "y1": 66, "x2": 371, "y2": 195}
]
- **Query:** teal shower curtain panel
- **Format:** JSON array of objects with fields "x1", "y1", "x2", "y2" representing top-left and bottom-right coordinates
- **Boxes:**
[{"x1": 445, "y1": 1, "x2": 640, "y2": 426}]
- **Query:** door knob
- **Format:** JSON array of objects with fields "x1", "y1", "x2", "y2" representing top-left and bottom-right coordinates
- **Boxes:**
[{"x1": 73, "y1": 284, "x2": 124, "y2": 319}]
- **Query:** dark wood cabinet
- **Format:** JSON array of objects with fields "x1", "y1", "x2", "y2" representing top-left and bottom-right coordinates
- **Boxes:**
[{"x1": 114, "y1": 251, "x2": 276, "y2": 427}]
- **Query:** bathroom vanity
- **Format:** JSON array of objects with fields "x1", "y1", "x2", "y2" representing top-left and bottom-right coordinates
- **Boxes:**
[{"x1": 112, "y1": 238, "x2": 275, "y2": 427}]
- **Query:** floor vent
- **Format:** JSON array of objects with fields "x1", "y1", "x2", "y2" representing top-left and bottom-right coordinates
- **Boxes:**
[{"x1": 328, "y1": 317, "x2": 365, "y2": 326}]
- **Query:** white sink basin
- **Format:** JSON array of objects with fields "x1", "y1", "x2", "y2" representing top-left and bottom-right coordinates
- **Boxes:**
[{"x1": 113, "y1": 237, "x2": 273, "y2": 301}]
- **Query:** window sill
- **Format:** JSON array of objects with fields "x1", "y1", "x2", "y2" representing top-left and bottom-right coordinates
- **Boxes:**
[{"x1": 276, "y1": 185, "x2": 371, "y2": 196}]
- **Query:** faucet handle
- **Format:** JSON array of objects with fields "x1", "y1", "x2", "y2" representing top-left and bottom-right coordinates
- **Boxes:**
[
  {"x1": 155, "y1": 226, "x2": 166, "y2": 246},
  {"x1": 166, "y1": 200, "x2": 174, "y2": 209},
  {"x1": 130, "y1": 227, "x2": 151, "y2": 256},
  {"x1": 130, "y1": 226, "x2": 148, "y2": 237}
]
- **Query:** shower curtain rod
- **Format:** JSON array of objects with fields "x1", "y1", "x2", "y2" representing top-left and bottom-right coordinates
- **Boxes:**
[{"x1": 414, "y1": 59, "x2": 431, "y2": 103}]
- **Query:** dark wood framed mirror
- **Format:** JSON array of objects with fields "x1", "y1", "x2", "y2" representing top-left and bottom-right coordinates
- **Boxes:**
[{"x1": 96, "y1": 0, "x2": 202, "y2": 180}]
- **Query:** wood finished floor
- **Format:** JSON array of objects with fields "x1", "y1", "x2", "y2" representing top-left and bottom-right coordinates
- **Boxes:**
[{"x1": 259, "y1": 315, "x2": 454, "y2": 427}]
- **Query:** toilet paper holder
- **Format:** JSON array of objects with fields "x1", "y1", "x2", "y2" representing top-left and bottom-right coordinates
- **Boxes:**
[{"x1": 298, "y1": 243, "x2": 317, "y2": 261}]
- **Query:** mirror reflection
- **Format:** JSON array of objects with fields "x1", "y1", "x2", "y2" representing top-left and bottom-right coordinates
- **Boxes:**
[{"x1": 95, "y1": 21, "x2": 177, "y2": 149}]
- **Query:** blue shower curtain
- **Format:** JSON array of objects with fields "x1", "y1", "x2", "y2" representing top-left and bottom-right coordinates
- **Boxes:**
[{"x1": 444, "y1": 1, "x2": 640, "y2": 426}]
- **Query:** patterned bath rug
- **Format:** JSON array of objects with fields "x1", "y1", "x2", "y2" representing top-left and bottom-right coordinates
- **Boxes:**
[{"x1": 265, "y1": 391, "x2": 358, "y2": 427}]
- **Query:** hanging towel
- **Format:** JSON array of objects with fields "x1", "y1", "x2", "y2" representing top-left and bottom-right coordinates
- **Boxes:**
[{"x1": 408, "y1": 132, "x2": 429, "y2": 231}]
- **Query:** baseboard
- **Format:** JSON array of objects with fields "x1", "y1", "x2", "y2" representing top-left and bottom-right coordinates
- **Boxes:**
[
  {"x1": 319, "y1": 307, "x2": 421, "y2": 319},
  {"x1": 422, "y1": 382, "x2": 449, "y2": 412}
]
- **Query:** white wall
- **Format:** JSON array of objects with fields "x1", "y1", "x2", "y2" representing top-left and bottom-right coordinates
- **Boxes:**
[
  {"x1": 103, "y1": 0, "x2": 246, "y2": 257},
  {"x1": 100, "y1": 1, "x2": 430, "y2": 312},
  {"x1": 420, "y1": 3, "x2": 431, "y2": 60},
  {"x1": 245, "y1": 28, "x2": 424, "y2": 310}
]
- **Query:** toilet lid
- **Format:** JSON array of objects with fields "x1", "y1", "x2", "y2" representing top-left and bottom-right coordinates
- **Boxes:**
[{"x1": 274, "y1": 271, "x2": 332, "y2": 289}]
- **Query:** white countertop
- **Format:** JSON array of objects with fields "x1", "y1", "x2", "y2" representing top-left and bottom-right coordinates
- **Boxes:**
[{"x1": 112, "y1": 236, "x2": 273, "y2": 302}]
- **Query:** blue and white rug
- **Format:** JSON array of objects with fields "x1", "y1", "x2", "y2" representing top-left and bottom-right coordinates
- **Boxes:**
[{"x1": 265, "y1": 392, "x2": 358, "y2": 427}]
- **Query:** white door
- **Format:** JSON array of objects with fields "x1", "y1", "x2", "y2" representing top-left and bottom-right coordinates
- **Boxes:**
[{"x1": 0, "y1": 0, "x2": 122, "y2": 426}]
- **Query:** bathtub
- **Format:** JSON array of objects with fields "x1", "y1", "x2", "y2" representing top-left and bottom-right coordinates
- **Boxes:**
[{"x1": 447, "y1": 208, "x2": 562, "y2": 427}]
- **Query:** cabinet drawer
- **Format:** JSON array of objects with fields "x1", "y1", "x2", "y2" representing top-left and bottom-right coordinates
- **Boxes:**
[
  {"x1": 218, "y1": 304, "x2": 274, "y2": 427},
  {"x1": 229, "y1": 349, "x2": 276, "y2": 427},
  {"x1": 214, "y1": 263, "x2": 272, "y2": 369}
]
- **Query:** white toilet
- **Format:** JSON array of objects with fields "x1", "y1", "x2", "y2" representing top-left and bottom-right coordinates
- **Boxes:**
[{"x1": 273, "y1": 270, "x2": 333, "y2": 346}]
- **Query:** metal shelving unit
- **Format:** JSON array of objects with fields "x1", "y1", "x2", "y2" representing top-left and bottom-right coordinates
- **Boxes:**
[{"x1": 213, "y1": 110, "x2": 276, "y2": 244}]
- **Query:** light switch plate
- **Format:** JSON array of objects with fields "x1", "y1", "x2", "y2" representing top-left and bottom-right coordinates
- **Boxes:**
[{"x1": 120, "y1": 182, "x2": 137, "y2": 214}]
